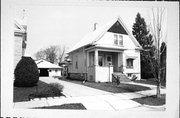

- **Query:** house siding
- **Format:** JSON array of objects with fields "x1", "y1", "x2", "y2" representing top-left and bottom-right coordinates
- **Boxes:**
[
  {"x1": 14, "y1": 35, "x2": 23, "y2": 68},
  {"x1": 123, "y1": 49, "x2": 141, "y2": 80},
  {"x1": 49, "y1": 69, "x2": 62, "y2": 77},
  {"x1": 68, "y1": 48, "x2": 87, "y2": 80},
  {"x1": 95, "y1": 32, "x2": 136, "y2": 49}
]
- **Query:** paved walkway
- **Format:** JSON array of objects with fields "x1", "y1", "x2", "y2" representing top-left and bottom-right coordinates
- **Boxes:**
[
  {"x1": 14, "y1": 77, "x2": 166, "y2": 111},
  {"x1": 40, "y1": 77, "x2": 112, "y2": 97}
]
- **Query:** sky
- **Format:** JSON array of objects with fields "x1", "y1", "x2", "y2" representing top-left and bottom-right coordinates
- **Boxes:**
[{"x1": 15, "y1": 4, "x2": 164, "y2": 57}]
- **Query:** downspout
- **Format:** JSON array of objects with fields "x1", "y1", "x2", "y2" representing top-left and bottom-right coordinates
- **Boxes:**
[{"x1": 109, "y1": 63, "x2": 110, "y2": 82}]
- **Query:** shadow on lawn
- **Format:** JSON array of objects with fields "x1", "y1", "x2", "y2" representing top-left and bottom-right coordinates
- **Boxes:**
[
  {"x1": 13, "y1": 80, "x2": 64, "y2": 102},
  {"x1": 33, "y1": 103, "x2": 86, "y2": 110}
]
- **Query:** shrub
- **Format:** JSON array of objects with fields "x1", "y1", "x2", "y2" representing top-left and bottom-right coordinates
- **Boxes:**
[
  {"x1": 28, "y1": 83, "x2": 64, "y2": 100},
  {"x1": 14, "y1": 57, "x2": 39, "y2": 87},
  {"x1": 48, "y1": 83, "x2": 64, "y2": 95}
]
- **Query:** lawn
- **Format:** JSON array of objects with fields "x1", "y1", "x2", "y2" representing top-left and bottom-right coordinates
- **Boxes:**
[
  {"x1": 134, "y1": 78, "x2": 166, "y2": 87},
  {"x1": 59, "y1": 77, "x2": 151, "y2": 93},
  {"x1": 132, "y1": 94, "x2": 166, "y2": 106},
  {"x1": 34, "y1": 103, "x2": 86, "y2": 110},
  {"x1": 14, "y1": 80, "x2": 64, "y2": 102}
]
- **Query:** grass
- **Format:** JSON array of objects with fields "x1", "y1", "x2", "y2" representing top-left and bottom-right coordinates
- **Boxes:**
[
  {"x1": 132, "y1": 94, "x2": 166, "y2": 106},
  {"x1": 134, "y1": 78, "x2": 166, "y2": 87},
  {"x1": 14, "y1": 80, "x2": 64, "y2": 102},
  {"x1": 59, "y1": 77, "x2": 151, "y2": 93},
  {"x1": 82, "y1": 82, "x2": 151, "y2": 93},
  {"x1": 34, "y1": 103, "x2": 86, "y2": 110}
]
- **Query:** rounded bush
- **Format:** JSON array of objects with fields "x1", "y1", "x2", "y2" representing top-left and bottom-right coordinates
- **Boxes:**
[{"x1": 14, "y1": 57, "x2": 39, "y2": 87}]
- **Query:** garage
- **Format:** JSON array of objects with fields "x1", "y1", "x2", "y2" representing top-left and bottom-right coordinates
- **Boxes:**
[
  {"x1": 36, "y1": 59, "x2": 62, "y2": 77},
  {"x1": 39, "y1": 68, "x2": 49, "y2": 76}
]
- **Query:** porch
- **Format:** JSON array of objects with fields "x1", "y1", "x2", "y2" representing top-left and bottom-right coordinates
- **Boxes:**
[{"x1": 86, "y1": 48, "x2": 125, "y2": 82}]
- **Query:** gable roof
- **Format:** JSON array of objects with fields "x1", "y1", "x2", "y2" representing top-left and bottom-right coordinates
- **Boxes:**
[
  {"x1": 36, "y1": 59, "x2": 62, "y2": 69},
  {"x1": 67, "y1": 16, "x2": 141, "y2": 53},
  {"x1": 14, "y1": 20, "x2": 26, "y2": 33}
]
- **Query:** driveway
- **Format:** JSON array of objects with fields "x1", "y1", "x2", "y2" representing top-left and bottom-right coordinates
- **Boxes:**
[
  {"x1": 38, "y1": 77, "x2": 142, "y2": 110},
  {"x1": 40, "y1": 77, "x2": 112, "y2": 97}
]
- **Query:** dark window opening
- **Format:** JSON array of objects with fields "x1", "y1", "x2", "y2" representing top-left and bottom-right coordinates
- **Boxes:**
[
  {"x1": 39, "y1": 68, "x2": 49, "y2": 76},
  {"x1": 126, "y1": 59, "x2": 133, "y2": 68},
  {"x1": 107, "y1": 56, "x2": 111, "y2": 62},
  {"x1": 98, "y1": 55, "x2": 103, "y2": 66}
]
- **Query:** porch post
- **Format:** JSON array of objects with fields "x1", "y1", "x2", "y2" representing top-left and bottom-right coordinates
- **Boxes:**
[
  {"x1": 94, "y1": 49, "x2": 98, "y2": 66},
  {"x1": 118, "y1": 52, "x2": 121, "y2": 70},
  {"x1": 118, "y1": 52, "x2": 123, "y2": 72},
  {"x1": 87, "y1": 51, "x2": 89, "y2": 67}
]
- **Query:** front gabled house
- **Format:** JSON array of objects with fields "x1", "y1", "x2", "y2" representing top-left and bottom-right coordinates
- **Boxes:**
[{"x1": 67, "y1": 17, "x2": 142, "y2": 82}]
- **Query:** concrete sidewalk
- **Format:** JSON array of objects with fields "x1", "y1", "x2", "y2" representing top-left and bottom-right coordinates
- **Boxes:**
[
  {"x1": 14, "y1": 92, "x2": 165, "y2": 110},
  {"x1": 14, "y1": 94, "x2": 141, "y2": 110}
]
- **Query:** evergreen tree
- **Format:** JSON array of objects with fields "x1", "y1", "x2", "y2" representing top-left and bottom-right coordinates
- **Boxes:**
[{"x1": 132, "y1": 13, "x2": 154, "y2": 79}]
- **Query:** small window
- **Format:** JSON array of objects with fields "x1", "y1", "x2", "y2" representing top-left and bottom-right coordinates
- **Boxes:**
[
  {"x1": 126, "y1": 59, "x2": 133, "y2": 68},
  {"x1": 114, "y1": 34, "x2": 118, "y2": 45},
  {"x1": 114, "y1": 34, "x2": 123, "y2": 46},
  {"x1": 107, "y1": 56, "x2": 111, "y2": 62},
  {"x1": 128, "y1": 73, "x2": 132, "y2": 77},
  {"x1": 119, "y1": 35, "x2": 123, "y2": 46},
  {"x1": 49, "y1": 70, "x2": 52, "y2": 72},
  {"x1": 55, "y1": 69, "x2": 58, "y2": 72}
]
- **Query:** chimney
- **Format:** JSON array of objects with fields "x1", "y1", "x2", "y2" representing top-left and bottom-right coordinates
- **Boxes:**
[
  {"x1": 94, "y1": 23, "x2": 98, "y2": 31},
  {"x1": 22, "y1": 9, "x2": 26, "y2": 19}
]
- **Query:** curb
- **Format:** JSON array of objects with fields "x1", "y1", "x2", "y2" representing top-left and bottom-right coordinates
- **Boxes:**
[{"x1": 143, "y1": 104, "x2": 166, "y2": 110}]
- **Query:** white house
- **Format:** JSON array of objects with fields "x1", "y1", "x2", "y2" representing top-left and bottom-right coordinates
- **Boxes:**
[
  {"x1": 67, "y1": 17, "x2": 142, "y2": 82},
  {"x1": 36, "y1": 60, "x2": 62, "y2": 77},
  {"x1": 14, "y1": 19, "x2": 27, "y2": 68}
]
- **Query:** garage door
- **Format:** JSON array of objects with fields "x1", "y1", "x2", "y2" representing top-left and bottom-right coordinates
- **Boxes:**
[{"x1": 39, "y1": 68, "x2": 49, "y2": 76}]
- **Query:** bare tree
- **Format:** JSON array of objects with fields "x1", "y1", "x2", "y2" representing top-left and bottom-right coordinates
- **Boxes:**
[
  {"x1": 57, "y1": 45, "x2": 67, "y2": 64},
  {"x1": 34, "y1": 45, "x2": 67, "y2": 64},
  {"x1": 145, "y1": 8, "x2": 167, "y2": 98},
  {"x1": 34, "y1": 49, "x2": 46, "y2": 60}
]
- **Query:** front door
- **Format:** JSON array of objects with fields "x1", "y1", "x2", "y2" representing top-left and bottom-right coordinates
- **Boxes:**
[{"x1": 106, "y1": 55, "x2": 112, "y2": 66}]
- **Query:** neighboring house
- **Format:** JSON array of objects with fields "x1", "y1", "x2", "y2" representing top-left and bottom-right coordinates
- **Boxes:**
[
  {"x1": 59, "y1": 61, "x2": 69, "y2": 77},
  {"x1": 67, "y1": 17, "x2": 142, "y2": 82},
  {"x1": 36, "y1": 59, "x2": 62, "y2": 77},
  {"x1": 14, "y1": 19, "x2": 27, "y2": 68}
]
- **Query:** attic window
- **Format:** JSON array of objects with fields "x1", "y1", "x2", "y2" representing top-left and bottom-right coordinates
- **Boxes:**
[
  {"x1": 114, "y1": 34, "x2": 123, "y2": 46},
  {"x1": 114, "y1": 34, "x2": 118, "y2": 45}
]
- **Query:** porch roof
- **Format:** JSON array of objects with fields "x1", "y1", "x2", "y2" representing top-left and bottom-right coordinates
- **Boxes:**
[
  {"x1": 85, "y1": 44, "x2": 127, "y2": 51},
  {"x1": 67, "y1": 16, "x2": 142, "y2": 54}
]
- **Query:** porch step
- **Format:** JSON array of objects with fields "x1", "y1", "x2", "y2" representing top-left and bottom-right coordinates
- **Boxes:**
[{"x1": 112, "y1": 73, "x2": 131, "y2": 83}]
